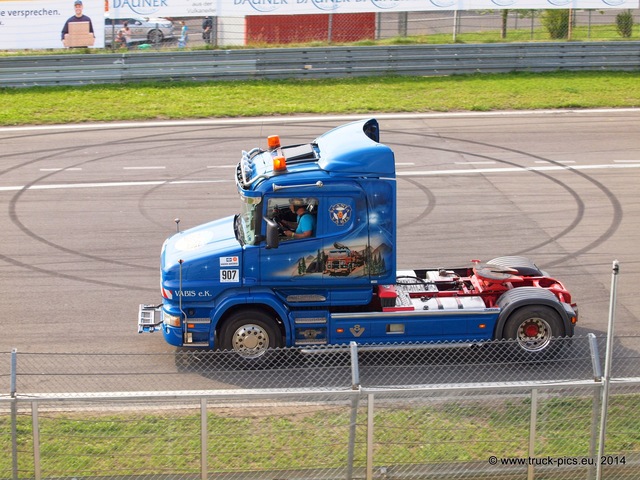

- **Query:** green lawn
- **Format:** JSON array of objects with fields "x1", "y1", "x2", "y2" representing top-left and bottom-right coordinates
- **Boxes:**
[
  {"x1": 2, "y1": 394, "x2": 639, "y2": 476},
  {"x1": 1, "y1": 70, "x2": 639, "y2": 126}
]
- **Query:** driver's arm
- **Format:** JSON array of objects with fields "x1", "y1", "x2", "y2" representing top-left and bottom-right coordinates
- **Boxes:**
[
  {"x1": 285, "y1": 214, "x2": 314, "y2": 239},
  {"x1": 285, "y1": 229, "x2": 311, "y2": 239}
]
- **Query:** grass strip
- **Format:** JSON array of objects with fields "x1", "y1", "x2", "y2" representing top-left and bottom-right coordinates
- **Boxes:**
[
  {"x1": 2, "y1": 394, "x2": 639, "y2": 476},
  {"x1": 1, "y1": 71, "x2": 640, "y2": 126}
]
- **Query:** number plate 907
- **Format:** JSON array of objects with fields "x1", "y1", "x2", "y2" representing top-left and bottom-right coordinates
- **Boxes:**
[{"x1": 220, "y1": 269, "x2": 239, "y2": 283}]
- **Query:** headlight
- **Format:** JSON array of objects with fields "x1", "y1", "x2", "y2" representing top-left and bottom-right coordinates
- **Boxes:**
[{"x1": 163, "y1": 311, "x2": 181, "y2": 327}]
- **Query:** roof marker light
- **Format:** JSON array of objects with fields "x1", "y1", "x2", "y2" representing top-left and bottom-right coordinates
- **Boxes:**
[
  {"x1": 267, "y1": 135, "x2": 281, "y2": 150},
  {"x1": 273, "y1": 156, "x2": 287, "y2": 172}
]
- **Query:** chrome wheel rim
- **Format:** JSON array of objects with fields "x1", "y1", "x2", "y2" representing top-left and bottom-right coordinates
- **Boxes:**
[
  {"x1": 231, "y1": 324, "x2": 270, "y2": 359},
  {"x1": 516, "y1": 317, "x2": 552, "y2": 352}
]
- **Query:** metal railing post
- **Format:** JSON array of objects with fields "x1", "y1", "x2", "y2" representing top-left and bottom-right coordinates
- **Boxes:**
[
  {"x1": 453, "y1": 11, "x2": 459, "y2": 42},
  {"x1": 399, "y1": 12, "x2": 408, "y2": 37},
  {"x1": 11, "y1": 348, "x2": 18, "y2": 480},
  {"x1": 347, "y1": 342, "x2": 361, "y2": 480},
  {"x1": 588, "y1": 333, "x2": 603, "y2": 382},
  {"x1": 367, "y1": 393, "x2": 374, "y2": 480},
  {"x1": 527, "y1": 388, "x2": 538, "y2": 480},
  {"x1": 587, "y1": 333, "x2": 603, "y2": 480},
  {"x1": 201, "y1": 398, "x2": 208, "y2": 480},
  {"x1": 350, "y1": 342, "x2": 360, "y2": 389},
  {"x1": 10, "y1": 348, "x2": 17, "y2": 397},
  {"x1": 588, "y1": 387, "x2": 601, "y2": 480},
  {"x1": 530, "y1": 10, "x2": 535, "y2": 40},
  {"x1": 213, "y1": 17, "x2": 219, "y2": 48},
  {"x1": 32, "y1": 401, "x2": 41, "y2": 480},
  {"x1": 595, "y1": 260, "x2": 620, "y2": 480},
  {"x1": 347, "y1": 396, "x2": 360, "y2": 480}
]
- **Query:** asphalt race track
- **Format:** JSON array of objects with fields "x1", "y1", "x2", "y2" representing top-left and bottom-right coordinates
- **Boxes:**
[{"x1": 1, "y1": 110, "x2": 639, "y2": 390}]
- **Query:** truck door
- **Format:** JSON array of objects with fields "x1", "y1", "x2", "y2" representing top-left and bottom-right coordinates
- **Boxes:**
[
  {"x1": 323, "y1": 193, "x2": 370, "y2": 285},
  {"x1": 258, "y1": 191, "x2": 371, "y2": 287}
]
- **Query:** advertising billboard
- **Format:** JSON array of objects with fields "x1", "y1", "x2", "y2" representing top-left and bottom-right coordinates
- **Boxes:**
[
  {"x1": 1, "y1": 0, "x2": 637, "y2": 49},
  {"x1": 108, "y1": 0, "x2": 215, "y2": 18},
  {"x1": 0, "y1": 0, "x2": 105, "y2": 49}
]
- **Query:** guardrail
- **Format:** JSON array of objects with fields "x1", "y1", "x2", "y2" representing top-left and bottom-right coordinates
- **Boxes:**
[{"x1": 1, "y1": 41, "x2": 639, "y2": 87}]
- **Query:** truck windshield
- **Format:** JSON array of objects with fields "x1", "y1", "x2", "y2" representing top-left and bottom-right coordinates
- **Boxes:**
[{"x1": 237, "y1": 200, "x2": 259, "y2": 246}]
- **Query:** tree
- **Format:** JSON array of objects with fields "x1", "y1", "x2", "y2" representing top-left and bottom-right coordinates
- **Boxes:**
[
  {"x1": 616, "y1": 10, "x2": 634, "y2": 38},
  {"x1": 541, "y1": 9, "x2": 570, "y2": 39}
]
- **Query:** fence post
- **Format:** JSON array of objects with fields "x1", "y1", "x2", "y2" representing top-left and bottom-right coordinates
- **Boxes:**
[
  {"x1": 32, "y1": 401, "x2": 41, "y2": 480},
  {"x1": 568, "y1": 9, "x2": 573, "y2": 40},
  {"x1": 328, "y1": 14, "x2": 334, "y2": 44},
  {"x1": 595, "y1": 260, "x2": 620, "y2": 480},
  {"x1": 399, "y1": 12, "x2": 408, "y2": 37},
  {"x1": 453, "y1": 11, "x2": 459, "y2": 42},
  {"x1": 11, "y1": 349, "x2": 18, "y2": 480},
  {"x1": 367, "y1": 393, "x2": 375, "y2": 480},
  {"x1": 347, "y1": 395, "x2": 360, "y2": 480},
  {"x1": 213, "y1": 17, "x2": 219, "y2": 48},
  {"x1": 588, "y1": 333, "x2": 603, "y2": 382},
  {"x1": 588, "y1": 388, "x2": 601, "y2": 480},
  {"x1": 527, "y1": 388, "x2": 538, "y2": 480},
  {"x1": 347, "y1": 342, "x2": 361, "y2": 480},
  {"x1": 530, "y1": 10, "x2": 535, "y2": 40},
  {"x1": 201, "y1": 398, "x2": 208, "y2": 480},
  {"x1": 587, "y1": 333, "x2": 602, "y2": 480},
  {"x1": 350, "y1": 342, "x2": 360, "y2": 389}
]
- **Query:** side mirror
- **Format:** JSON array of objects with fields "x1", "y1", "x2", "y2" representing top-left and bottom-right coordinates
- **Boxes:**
[{"x1": 264, "y1": 218, "x2": 280, "y2": 249}]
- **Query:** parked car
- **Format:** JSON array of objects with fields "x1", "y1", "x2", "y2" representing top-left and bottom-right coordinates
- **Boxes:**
[{"x1": 105, "y1": 16, "x2": 175, "y2": 46}]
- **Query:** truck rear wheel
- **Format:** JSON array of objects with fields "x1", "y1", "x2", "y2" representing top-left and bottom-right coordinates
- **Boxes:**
[
  {"x1": 219, "y1": 310, "x2": 282, "y2": 361},
  {"x1": 502, "y1": 305, "x2": 564, "y2": 355}
]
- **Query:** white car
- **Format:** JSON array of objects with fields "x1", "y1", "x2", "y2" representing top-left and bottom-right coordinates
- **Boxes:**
[{"x1": 105, "y1": 16, "x2": 175, "y2": 45}]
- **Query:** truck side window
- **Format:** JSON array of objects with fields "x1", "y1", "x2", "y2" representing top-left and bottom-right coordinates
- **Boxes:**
[{"x1": 267, "y1": 197, "x2": 318, "y2": 240}]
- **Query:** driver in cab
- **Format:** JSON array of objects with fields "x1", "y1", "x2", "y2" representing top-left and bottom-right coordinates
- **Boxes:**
[{"x1": 281, "y1": 198, "x2": 316, "y2": 240}]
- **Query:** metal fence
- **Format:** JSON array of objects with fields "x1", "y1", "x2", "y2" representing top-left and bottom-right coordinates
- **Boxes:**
[
  {"x1": 118, "y1": 9, "x2": 640, "y2": 48},
  {"x1": 2, "y1": 333, "x2": 639, "y2": 480}
]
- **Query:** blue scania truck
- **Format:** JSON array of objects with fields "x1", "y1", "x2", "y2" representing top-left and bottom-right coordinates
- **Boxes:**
[{"x1": 138, "y1": 119, "x2": 577, "y2": 359}]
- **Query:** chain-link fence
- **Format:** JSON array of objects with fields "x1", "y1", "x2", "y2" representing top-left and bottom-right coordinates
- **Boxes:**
[
  {"x1": 1, "y1": 334, "x2": 639, "y2": 479},
  {"x1": 107, "y1": 9, "x2": 640, "y2": 51}
]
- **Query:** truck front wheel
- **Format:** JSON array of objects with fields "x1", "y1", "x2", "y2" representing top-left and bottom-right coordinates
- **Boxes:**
[
  {"x1": 219, "y1": 310, "x2": 282, "y2": 360},
  {"x1": 502, "y1": 305, "x2": 564, "y2": 355}
]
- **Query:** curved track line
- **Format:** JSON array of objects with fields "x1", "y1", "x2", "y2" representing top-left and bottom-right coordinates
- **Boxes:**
[
  {"x1": 2, "y1": 127, "x2": 237, "y2": 289},
  {"x1": 388, "y1": 129, "x2": 622, "y2": 267},
  {"x1": 433, "y1": 135, "x2": 623, "y2": 267}
]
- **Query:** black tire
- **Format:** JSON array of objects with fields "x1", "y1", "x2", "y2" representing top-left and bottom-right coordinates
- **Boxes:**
[
  {"x1": 148, "y1": 29, "x2": 164, "y2": 43},
  {"x1": 502, "y1": 305, "x2": 565, "y2": 356},
  {"x1": 219, "y1": 309, "x2": 282, "y2": 362}
]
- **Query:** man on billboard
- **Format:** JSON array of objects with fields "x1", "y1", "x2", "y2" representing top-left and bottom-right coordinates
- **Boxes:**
[{"x1": 61, "y1": 0, "x2": 95, "y2": 47}]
